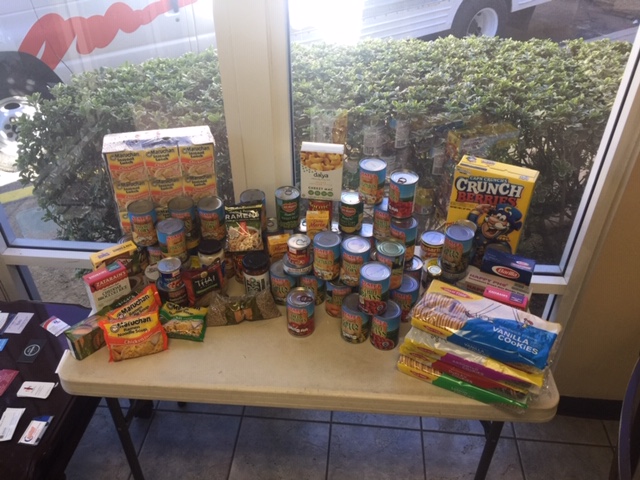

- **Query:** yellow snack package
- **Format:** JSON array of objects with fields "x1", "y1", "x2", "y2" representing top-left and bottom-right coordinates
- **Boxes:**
[{"x1": 99, "y1": 311, "x2": 168, "y2": 362}]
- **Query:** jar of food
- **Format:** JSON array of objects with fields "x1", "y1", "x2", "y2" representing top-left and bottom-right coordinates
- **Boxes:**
[
  {"x1": 198, "y1": 238, "x2": 224, "y2": 266},
  {"x1": 242, "y1": 251, "x2": 270, "y2": 295}
]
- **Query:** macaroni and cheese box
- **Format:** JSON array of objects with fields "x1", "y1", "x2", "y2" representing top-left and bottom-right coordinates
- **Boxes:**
[{"x1": 300, "y1": 142, "x2": 344, "y2": 201}]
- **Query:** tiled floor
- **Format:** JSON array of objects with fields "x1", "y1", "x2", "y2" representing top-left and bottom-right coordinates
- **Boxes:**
[{"x1": 64, "y1": 400, "x2": 619, "y2": 480}]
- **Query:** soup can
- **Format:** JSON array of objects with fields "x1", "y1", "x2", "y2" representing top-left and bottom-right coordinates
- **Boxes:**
[
  {"x1": 298, "y1": 275, "x2": 326, "y2": 305},
  {"x1": 420, "y1": 230, "x2": 445, "y2": 262},
  {"x1": 313, "y1": 231, "x2": 341, "y2": 281},
  {"x1": 390, "y1": 216, "x2": 418, "y2": 262},
  {"x1": 359, "y1": 221, "x2": 375, "y2": 249},
  {"x1": 287, "y1": 234, "x2": 312, "y2": 267},
  {"x1": 197, "y1": 196, "x2": 226, "y2": 241},
  {"x1": 421, "y1": 263, "x2": 443, "y2": 295},
  {"x1": 404, "y1": 255, "x2": 424, "y2": 284},
  {"x1": 390, "y1": 275, "x2": 420, "y2": 322},
  {"x1": 359, "y1": 158, "x2": 387, "y2": 205},
  {"x1": 156, "y1": 217, "x2": 188, "y2": 262},
  {"x1": 388, "y1": 169, "x2": 419, "y2": 219},
  {"x1": 156, "y1": 277, "x2": 189, "y2": 307},
  {"x1": 375, "y1": 240, "x2": 406, "y2": 290},
  {"x1": 339, "y1": 190, "x2": 363, "y2": 234},
  {"x1": 168, "y1": 196, "x2": 200, "y2": 251},
  {"x1": 358, "y1": 262, "x2": 391, "y2": 315},
  {"x1": 370, "y1": 300, "x2": 402, "y2": 350},
  {"x1": 341, "y1": 293, "x2": 371, "y2": 344},
  {"x1": 282, "y1": 254, "x2": 313, "y2": 277},
  {"x1": 308, "y1": 199, "x2": 333, "y2": 223},
  {"x1": 239, "y1": 189, "x2": 267, "y2": 231},
  {"x1": 325, "y1": 281, "x2": 352, "y2": 318},
  {"x1": 440, "y1": 223, "x2": 475, "y2": 281},
  {"x1": 127, "y1": 198, "x2": 157, "y2": 247},
  {"x1": 287, "y1": 287, "x2": 315, "y2": 337},
  {"x1": 373, "y1": 197, "x2": 391, "y2": 239},
  {"x1": 157, "y1": 257, "x2": 183, "y2": 290},
  {"x1": 146, "y1": 244, "x2": 163, "y2": 266},
  {"x1": 340, "y1": 235, "x2": 371, "y2": 287},
  {"x1": 270, "y1": 260, "x2": 296, "y2": 305},
  {"x1": 275, "y1": 186, "x2": 300, "y2": 230}
]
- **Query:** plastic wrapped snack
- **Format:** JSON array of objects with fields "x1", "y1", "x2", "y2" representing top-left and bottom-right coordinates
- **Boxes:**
[
  {"x1": 159, "y1": 302, "x2": 207, "y2": 341},
  {"x1": 99, "y1": 311, "x2": 168, "y2": 362},
  {"x1": 206, "y1": 290, "x2": 282, "y2": 326},
  {"x1": 107, "y1": 284, "x2": 162, "y2": 319}
]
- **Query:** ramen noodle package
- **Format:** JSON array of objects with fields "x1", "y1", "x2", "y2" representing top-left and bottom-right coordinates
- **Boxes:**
[
  {"x1": 107, "y1": 284, "x2": 162, "y2": 319},
  {"x1": 206, "y1": 290, "x2": 281, "y2": 326},
  {"x1": 159, "y1": 302, "x2": 207, "y2": 341},
  {"x1": 225, "y1": 202, "x2": 264, "y2": 252},
  {"x1": 99, "y1": 311, "x2": 168, "y2": 362}
]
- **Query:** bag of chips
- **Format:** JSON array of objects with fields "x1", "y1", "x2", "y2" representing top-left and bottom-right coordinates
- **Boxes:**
[{"x1": 99, "y1": 311, "x2": 168, "y2": 362}]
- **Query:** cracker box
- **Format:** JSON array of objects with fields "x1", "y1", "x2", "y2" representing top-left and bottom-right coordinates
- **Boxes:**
[
  {"x1": 446, "y1": 156, "x2": 539, "y2": 266},
  {"x1": 300, "y1": 142, "x2": 344, "y2": 201}
]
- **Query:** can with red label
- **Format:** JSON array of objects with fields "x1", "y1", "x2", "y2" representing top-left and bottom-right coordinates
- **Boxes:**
[
  {"x1": 313, "y1": 231, "x2": 341, "y2": 281},
  {"x1": 339, "y1": 190, "x2": 363, "y2": 234},
  {"x1": 358, "y1": 262, "x2": 391, "y2": 315},
  {"x1": 388, "y1": 169, "x2": 419, "y2": 219},
  {"x1": 287, "y1": 234, "x2": 312, "y2": 267},
  {"x1": 308, "y1": 199, "x2": 333, "y2": 223},
  {"x1": 375, "y1": 240, "x2": 406, "y2": 290},
  {"x1": 197, "y1": 196, "x2": 226, "y2": 241},
  {"x1": 340, "y1": 235, "x2": 371, "y2": 287},
  {"x1": 275, "y1": 186, "x2": 300, "y2": 230},
  {"x1": 390, "y1": 275, "x2": 419, "y2": 322},
  {"x1": 370, "y1": 300, "x2": 402, "y2": 350},
  {"x1": 287, "y1": 287, "x2": 315, "y2": 337},
  {"x1": 359, "y1": 158, "x2": 387, "y2": 205},
  {"x1": 420, "y1": 230, "x2": 445, "y2": 262},
  {"x1": 156, "y1": 218, "x2": 188, "y2": 262},
  {"x1": 128, "y1": 199, "x2": 157, "y2": 247},
  {"x1": 373, "y1": 197, "x2": 391, "y2": 240},
  {"x1": 298, "y1": 275, "x2": 326, "y2": 306},
  {"x1": 390, "y1": 216, "x2": 418, "y2": 262},
  {"x1": 440, "y1": 223, "x2": 475, "y2": 281},
  {"x1": 325, "y1": 281, "x2": 352, "y2": 318},
  {"x1": 341, "y1": 293, "x2": 371, "y2": 343},
  {"x1": 168, "y1": 196, "x2": 200, "y2": 251}
]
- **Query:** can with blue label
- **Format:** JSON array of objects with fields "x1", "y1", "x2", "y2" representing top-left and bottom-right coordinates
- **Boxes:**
[
  {"x1": 325, "y1": 280, "x2": 352, "y2": 318},
  {"x1": 298, "y1": 275, "x2": 326, "y2": 306},
  {"x1": 359, "y1": 158, "x2": 387, "y2": 205},
  {"x1": 270, "y1": 260, "x2": 296, "y2": 305},
  {"x1": 128, "y1": 199, "x2": 157, "y2": 247},
  {"x1": 375, "y1": 240, "x2": 406, "y2": 290},
  {"x1": 390, "y1": 216, "x2": 418, "y2": 262},
  {"x1": 390, "y1": 274, "x2": 420, "y2": 322},
  {"x1": 440, "y1": 223, "x2": 475, "y2": 281},
  {"x1": 358, "y1": 262, "x2": 391, "y2": 315},
  {"x1": 156, "y1": 217, "x2": 188, "y2": 262},
  {"x1": 373, "y1": 197, "x2": 391, "y2": 240},
  {"x1": 313, "y1": 231, "x2": 341, "y2": 281},
  {"x1": 197, "y1": 196, "x2": 226, "y2": 241},
  {"x1": 340, "y1": 235, "x2": 371, "y2": 287},
  {"x1": 341, "y1": 293, "x2": 371, "y2": 343},
  {"x1": 168, "y1": 196, "x2": 200, "y2": 251},
  {"x1": 370, "y1": 300, "x2": 402, "y2": 350}
]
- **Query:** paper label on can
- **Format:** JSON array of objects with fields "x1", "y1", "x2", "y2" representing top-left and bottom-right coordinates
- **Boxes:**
[
  {"x1": 340, "y1": 252, "x2": 365, "y2": 286},
  {"x1": 314, "y1": 249, "x2": 339, "y2": 279},
  {"x1": 359, "y1": 280, "x2": 387, "y2": 314},
  {"x1": 199, "y1": 211, "x2": 225, "y2": 240},
  {"x1": 271, "y1": 276, "x2": 294, "y2": 302},
  {"x1": 342, "y1": 310, "x2": 367, "y2": 339},
  {"x1": 287, "y1": 306, "x2": 313, "y2": 336},
  {"x1": 371, "y1": 316, "x2": 400, "y2": 350}
]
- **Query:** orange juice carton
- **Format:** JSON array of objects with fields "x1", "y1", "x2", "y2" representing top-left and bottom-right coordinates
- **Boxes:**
[{"x1": 446, "y1": 156, "x2": 539, "y2": 266}]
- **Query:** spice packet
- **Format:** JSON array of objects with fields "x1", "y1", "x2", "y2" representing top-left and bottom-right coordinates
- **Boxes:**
[
  {"x1": 159, "y1": 302, "x2": 207, "y2": 341},
  {"x1": 99, "y1": 311, "x2": 168, "y2": 362},
  {"x1": 225, "y1": 202, "x2": 264, "y2": 252},
  {"x1": 206, "y1": 290, "x2": 281, "y2": 326}
]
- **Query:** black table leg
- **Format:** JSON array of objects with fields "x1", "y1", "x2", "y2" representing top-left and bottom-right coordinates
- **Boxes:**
[
  {"x1": 475, "y1": 420, "x2": 504, "y2": 480},
  {"x1": 105, "y1": 397, "x2": 146, "y2": 480}
]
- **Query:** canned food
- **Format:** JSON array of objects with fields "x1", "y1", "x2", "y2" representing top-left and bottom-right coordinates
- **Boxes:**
[
  {"x1": 388, "y1": 169, "x2": 419, "y2": 219},
  {"x1": 420, "y1": 230, "x2": 445, "y2": 262},
  {"x1": 239, "y1": 189, "x2": 267, "y2": 231},
  {"x1": 370, "y1": 300, "x2": 402, "y2": 350},
  {"x1": 404, "y1": 255, "x2": 424, "y2": 284},
  {"x1": 197, "y1": 196, "x2": 226, "y2": 241},
  {"x1": 117, "y1": 233, "x2": 149, "y2": 275},
  {"x1": 298, "y1": 275, "x2": 326, "y2": 305},
  {"x1": 313, "y1": 231, "x2": 341, "y2": 281},
  {"x1": 373, "y1": 197, "x2": 391, "y2": 239},
  {"x1": 157, "y1": 217, "x2": 188, "y2": 262},
  {"x1": 168, "y1": 196, "x2": 200, "y2": 251},
  {"x1": 390, "y1": 275, "x2": 419, "y2": 322},
  {"x1": 440, "y1": 223, "x2": 475, "y2": 281},
  {"x1": 325, "y1": 281, "x2": 352, "y2": 318},
  {"x1": 287, "y1": 287, "x2": 315, "y2": 337},
  {"x1": 421, "y1": 263, "x2": 443, "y2": 294},
  {"x1": 127, "y1": 199, "x2": 157, "y2": 247},
  {"x1": 340, "y1": 235, "x2": 371, "y2": 287},
  {"x1": 341, "y1": 293, "x2": 371, "y2": 343},
  {"x1": 359, "y1": 158, "x2": 387, "y2": 205},
  {"x1": 157, "y1": 257, "x2": 183, "y2": 290},
  {"x1": 144, "y1": 264, "x2": 160, "y2": 285},
  {"x1": 282, "y1": 254, "x2": 313, "y2": 277},
  {"x1": 339, "y1": 190, "x2": 363, "y2": 234},
  {"x1": 156, "y1": 277, "x2": 189, "y2": 307},
  {"x1": 146, "y1": 244, "x2": 163, "y2": 265},
  {"x1": 270, "y1": 260, "x2": 296, "y2": 305},
  {"x1": 358, "y1": 262, "x2": 391, "y2": 315},
  {"x1": 296, "y1": 217, "x2": 307, "y2": 234},
  {"x1": 233, "y1": 252, "x2": 247, "y2": 283},
  {"x1": 287, "y1": 234, "x2": 312, "y2": 267},
  {"x1": 390, "y1": 216, "x2": 418, "y2": 262},
  {"x1": 375, "y1": 240, "x2": 406, "y2": 290},
  {"x1": 359, "y1": 221, "x2": 375, "y2": 249},
  {"x1": 275, "y1": 186, "x2": 300, "y2": 230}
]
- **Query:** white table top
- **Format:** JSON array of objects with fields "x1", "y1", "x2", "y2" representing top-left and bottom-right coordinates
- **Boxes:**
[{"x1": 57, "y1": 280, "x2": 559, "y2": 423}]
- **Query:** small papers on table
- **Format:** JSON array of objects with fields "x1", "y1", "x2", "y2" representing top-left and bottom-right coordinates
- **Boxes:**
[
  {"x1": 0, "y1": 407, "x2": 25, "y2": 442},
  {"x1": 41, "y1": 316, "x2": 70, "y2": 337},
  {"x1": 16, "y1": 381, "x2": 57, "y2": 399},
  {"x1": 18, "y1": 415, "x2": 54, "y2": 446},
  {"x1": 0, "y1": 369, "x2": 19, "y2": 396},
  {"x1": 3, "y1": 312, "x2": 34, "y2": 334}
]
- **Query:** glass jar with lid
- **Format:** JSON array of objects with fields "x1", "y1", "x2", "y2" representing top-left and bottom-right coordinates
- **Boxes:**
[
  {"x1": 198, "y1": 238, "x2": 224, "y2": 267},
  {"x1": 242, "y1": 251, "x2": 270, "y2": 295}
]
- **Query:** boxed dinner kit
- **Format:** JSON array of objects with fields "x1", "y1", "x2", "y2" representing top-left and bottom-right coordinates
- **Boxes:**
[{"x1": 300, "y1": 142, "x2": 345, "y2": 201}]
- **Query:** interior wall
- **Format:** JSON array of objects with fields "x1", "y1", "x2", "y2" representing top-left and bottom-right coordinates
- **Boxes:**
[{"x1": 554, "y1": 149, "x2": 640, "y2": 400}]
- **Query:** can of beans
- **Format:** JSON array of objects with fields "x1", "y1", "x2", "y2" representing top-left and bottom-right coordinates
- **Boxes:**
[
  {"x1": 325, "y1": 280, "x2": 352, "y2": 318},
  {"x1": 308, "y1": 199, "x2": 333, "y2": 223},
  {"x1": 440, "y1": 223, "x2": 475, "y2": 281},
  {"x1": 156, "y1": 277, "x2": 189, "y2": 307},
  {"x1": 358, "y1": 262, "x2": 391, "y2": 315},
  {"x1": 157, "y1": 257, "x2": 183, "y2": 290},
  {"x1": 270, "y1": 260, "x2": 296, "y2": 305},
  {"x1": 298, "y1": 275, "x2": 326, "y2": 305},
  {"x1": 287, "y1": 287, "x2": 315, "y2": 337},
  {"x1": 373, "y1": 197, "x2": 391, "y2": 240},
  {"x1": 404, "y1": 255, "x2": 424, "y2": 284},
  {"x1": 287, "y1": 234, "x2": 312, "y2": 267},
  {"x1": 390, "y1": 216, "x2": 418, "y2": 262},
  {"x1": 340, "y1": 235, "x2": 371, "y2": 287},
  {"x1": 156, "y1": 217, "x2": 188, "y2": 262},
  {"x1": 370, "y1": 300, "x2": 402, "y2": 350},
  {"x1": 127, "y1": 199, "x2": 157, "y2": 247},
  {"x1": 146, "y1": 244, "x2": 163, "y2": 266},
  {"x1": 197, "y1": 196, "x2": 226, "y2": 241},
  {"x1": 420, "y1": 230, "x2": 445, "y2": 262},
  {"x1": 359, "y1": 158, "x2": 387, "y2": 205},
  {"x1": 168, "y1": 196, "x2": 200, "y2": 251},
  {"x1": 313, "y1": 231, "x2": 341, "y2": 281},
  {"x1": 275, "y1": 186, "x2": 300, "y2": 230},
  {"x1": 421, "y1": 263, "x2": 443, "y2": 294},
  {"x1": 359, "y1": 221, "x2": 375, "y2": 249},
  {"x1": 375, "y1": 240, "x2": 406, "y2": 290},
  {"x1": 390, "y1": 275, "x2": 420, "y2": 322},
  {"x1": 388, "y1": 169, "x2": 419, "y2": 219},
  {"x1": 239, "y1": 189, "x2": 267, "y2": 231},
  {"x1": 339, "y1": 190, "x2": 363, "y2": 234},
  {"x1": 341, "y1": 293, "x2": 371, "y2": 343}
]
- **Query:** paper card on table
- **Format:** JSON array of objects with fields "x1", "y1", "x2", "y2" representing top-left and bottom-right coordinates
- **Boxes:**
[
  {"x1": 0, "y1": 338, "x2": 7, "y2": 351},
  {"x1": 17, "y1": 339, "x2": 45, "y2": 364},
  {"x1": 0, "y1": 312, "x2": 8, "y2": 331},
  {"x1": 4, "y1": 312, "x2": 34, "y2": 334},
  {"x1": 16, "y1": 381, "x2": 57, "y2": 399},
  {"x1": 0, "y1": 407, "x2": 26, "y2": 442},
  {"x1": 0, "y1": 369, "x2": 19, "y2": 396},
  {"x1": 41, "y1": 316, "x2": 70, "y2": 337},
  {"x1": 18, "y1": 415, "x2": 53, "y2": 446}
]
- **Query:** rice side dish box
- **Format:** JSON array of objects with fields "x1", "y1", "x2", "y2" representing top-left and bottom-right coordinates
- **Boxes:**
[
  {"x1": 83, "y1": 260, "x2": 131, "y2": 311},
  {"x1": 300, "y1": 142, "x2": 344, "y2": 201}
]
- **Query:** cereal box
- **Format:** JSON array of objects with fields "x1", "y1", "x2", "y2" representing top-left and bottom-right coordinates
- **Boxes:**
[
  {"x1": 300, "y1": 142, "x2": 344, "y2": 201},
  {"x1": 446, "y1": 156, "x2": 539, "y2": 266}
]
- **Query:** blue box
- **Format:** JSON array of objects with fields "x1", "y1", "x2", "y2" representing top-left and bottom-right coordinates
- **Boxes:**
[{"x1": 480, "y1": 249, "x2": 535, "y2": 286}]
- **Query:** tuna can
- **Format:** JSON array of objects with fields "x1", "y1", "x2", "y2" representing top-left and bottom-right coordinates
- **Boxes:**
[
  {"x1": 313, "y1": 231, "x2": 341, "y2": 281},
  {"x1": 168, "y1": 196, "x2": 200, "y2": 251},
  {"x1": 404, "y1": 255, "x2": 424, "y2": 284},
  {"x1": 282, "y1": 254, "x2": 313, "y2": 277},
  {"x1": 197, "y1": 196, "x2": 226, "y2": 241},
  {"x1": 358, "y1": 262, "x2": 391, "y2": 315},
  {"x1": 390, "y1": 275, "x2": 419, "y2": 322},
  {"x1": 309, "y1": 199, "x2": 333, "y2": 223},
  {"x1": 239, "y1": 189, "x2": 267, "y2": 231},
  {"x1": 373, "y1": 197, "x2": 391, "y2": 240},
  {"x1": 340, "y1": 235, "x2": 371, "y2": 287},
  {"x1": 270, "y1": 260, "x2": 296, "y2": 305},
  {"x1": 156, "y1": 277, "x2": 189, "y2": 307},
  {"x1": 341, "y1": 293, "x2": 371, "y2": 344},
  {"x1": 146, "y1": 244, "x2": 163, "y2": 266},
  {"x1": 370, "y1": 300, "x2": 402, "y2": 350},
  {"x1": 339, "y1": 190, "x2": 363, "y2": 234},
  {"x1": 325, "y1": 280, "x2": 352, "y2": 318},
  {"x1": 390, "y1": 216, "x2": 418, "y2": 262},
  {"x1": 287, "y1": 234, "x2": 312, "y2": 267},
  {"x1": 275, "y1": 186, "x2": 300, "y2": 230},
  {"x1": 375, "y1": 240, "x2": 406, "y2": 290},
  {"x1": 127, "y1": 199, "x2": 157, "y2": 247},
  {"x1": 440, "y1": 223, "x2": 475, "y2": 281},
  {"x1": 420, "y1": 230, "x2": 445, "y2": 262},
  {"x1": 388, "y1": 169, "x2": 419, "y2": 219},
  {"x1": 156, "y1": 217, "x2": 188, "y2": 262},
  {"x1": 421, "y1": 263, "x2": 443, "y2": 294},
  {"x1": 298, "y1": 275, "x2": 326, "y2": 306},
  {"x1": 157, "y1": 257, "x2": 183, "y2": 290},
  {"x1": 287, "y1": 287, "x2": 315, "y2": 337},
  {"x1": 359, "y1": 158, "x2": 387, "y2": 205}
]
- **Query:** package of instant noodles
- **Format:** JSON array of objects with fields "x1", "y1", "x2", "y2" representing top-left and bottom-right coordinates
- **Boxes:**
[
  {"x1": 225, "y1": 202, "x2": 263, "y2": 252},
  {"x1": 99, "y1": 311, "x2": 168, "y2": 362},
  {"x1": 159, "y1": 302, "x2": 207, "y2": 341},
  {"x1": 107, "y1": 284, "x2": 162, "y2": 319}
]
